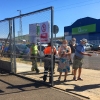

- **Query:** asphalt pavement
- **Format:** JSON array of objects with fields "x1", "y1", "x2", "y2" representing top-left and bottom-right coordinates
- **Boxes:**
[{"x1": 0, "y1": 73, "x2": 82, "y2": 100}]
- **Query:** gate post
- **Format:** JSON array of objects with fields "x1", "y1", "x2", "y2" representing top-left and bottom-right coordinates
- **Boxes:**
[
  {"x1": 51, "y1": 6, "x2": 54, "y2": 86},
  {"x1": 12, "y1": 18, "x2": 16, "y2": 73},
  {"x1": 9, "y1": 19, "x2": 13, "y2": 73},
  {"x1": 9, "y1": 18, "x2": 16, "y2": 73}
]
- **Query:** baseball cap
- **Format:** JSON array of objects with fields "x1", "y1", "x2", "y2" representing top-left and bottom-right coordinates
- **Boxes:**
[{"x1": 80, "y1": 38, "x2": 87, "y2": 43}]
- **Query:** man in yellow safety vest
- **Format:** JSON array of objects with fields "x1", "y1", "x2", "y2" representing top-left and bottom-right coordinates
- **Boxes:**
[{"x1": 30, "y1": 42, "x2": 39, "y2": 73}]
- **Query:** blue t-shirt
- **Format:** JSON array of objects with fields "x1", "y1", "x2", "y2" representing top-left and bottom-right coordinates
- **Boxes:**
[{"x1": 75, "y1": 44, "x2": 85, "y2": 58}]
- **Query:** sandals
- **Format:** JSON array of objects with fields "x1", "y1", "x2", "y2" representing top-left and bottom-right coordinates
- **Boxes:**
[
  {"x1": 73, "y1": 77, "x2": 77, "y2": 81},
  {"x1": 77, "y1": 77, "x2": 83, "y2": 81}
]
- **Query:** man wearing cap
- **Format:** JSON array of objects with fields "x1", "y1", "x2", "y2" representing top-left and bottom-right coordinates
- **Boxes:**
[
  {"x1": 72, "y1": 38, "x2": 92, "y2": 81},
  {"x1": 30, "y1": 42, "x2": 40, "y2": 73}
]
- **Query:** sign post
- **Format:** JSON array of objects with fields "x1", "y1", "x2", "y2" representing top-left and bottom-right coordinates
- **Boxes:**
[{"x1": 53, "y1": 25, "x2": 59, "y2": 45}]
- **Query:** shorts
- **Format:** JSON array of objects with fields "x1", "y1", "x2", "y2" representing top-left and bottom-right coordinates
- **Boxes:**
[
  {"x1": 57, "y1": 66, "x2": 69, "y2": 72},
  {"x1": 72, "y1": 57, "x2": 83, "y2": 70}
]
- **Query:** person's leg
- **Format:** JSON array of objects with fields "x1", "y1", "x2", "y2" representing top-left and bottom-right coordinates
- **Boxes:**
[
  {"x1": 43, "y1": 67, "x2": 48, "y2": 82},
  {"x1": 71, "y1": 53, "x2": 75, "y2": 74},
  {"x1": 73, "y1": 69, "x2": 77, "y2": 79},
  {"x1": 72, "y1": 58, "x2": 79, "y2": 81},
  {"x1": 77, "y1": 60, "x2": 83, "y2": 80},
  {"x1": 31, "y1": 55, "x2": 35, "y2": 71},
  {"x1": 78, "y1": 67, "x2": 82, "y2": 78},
  {"x1": 58, "y1": 72, "x2": 62, "y2": 81},
  {"x1": 43, "y1": 57, "x2": 49, "y2": 82},
  {"x1": 34, "y1": 54, "x2": 39, "y2": 73},
  {"x1": 64, "y1": 71, "x2": 67, "y2": 81}
]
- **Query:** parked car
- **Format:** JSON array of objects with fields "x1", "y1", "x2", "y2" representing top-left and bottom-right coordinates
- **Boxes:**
[
  {"x1": 84, "y1": 43, "x2": 93, "y2": 51},
  {"x1": 3, "y1": 44, "x2": 30, "y2": 57},
  {"x1": 0, "y1": 43, "x2": 2, "y2": 50},
  {"x1": 38, "y1": 45, "x2": 46, "y2": 57},
  {"x1": 91, "y1": 44, "x2": 100, "y2": 51}
]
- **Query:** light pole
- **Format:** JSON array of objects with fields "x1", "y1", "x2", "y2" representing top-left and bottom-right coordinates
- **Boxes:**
[{"x1": 17, "y1": 10, "x2": 23, "y2": 41}]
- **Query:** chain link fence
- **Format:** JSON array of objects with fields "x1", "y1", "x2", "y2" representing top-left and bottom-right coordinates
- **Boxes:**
[
  {"x1": 0, "y1": 7, "x2": 54, "y2": 86},
  {"x1": 0, "y1": 19, "x2": 13, "y2": 73}
]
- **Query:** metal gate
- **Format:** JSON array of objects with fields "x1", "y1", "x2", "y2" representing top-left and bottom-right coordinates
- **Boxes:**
[{"x1": 0, "y1": 6, "x2": 54, "y2": 86}]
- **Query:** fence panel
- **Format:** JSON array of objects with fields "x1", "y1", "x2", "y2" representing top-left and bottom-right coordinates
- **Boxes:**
[
  {"x1": 13, "y1": 7, "x2": 54, "y2": 86},
  {"x1": 0, "y1": 20, "x2": 12, "y2": 73}
]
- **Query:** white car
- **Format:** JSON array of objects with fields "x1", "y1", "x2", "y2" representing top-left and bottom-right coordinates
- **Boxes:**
[{"x1": 84, "y1": 43, "x2": 93, "y2": 51}]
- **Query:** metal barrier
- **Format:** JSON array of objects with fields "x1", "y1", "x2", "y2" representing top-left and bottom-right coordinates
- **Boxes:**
[
  {"x1": 0, "y1": 6, "x2": 54, "y2": 86},
  {"x1": 0, "y1": 19, "x2": 12, "y2": 73}
]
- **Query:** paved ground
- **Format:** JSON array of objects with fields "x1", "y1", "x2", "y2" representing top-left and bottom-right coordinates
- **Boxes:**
[
  {"x1": 0, "y1": 73, "x2": 82, "y2": 100},
  {"x1": 16, "y1": 62, "x2": 100, "y2": 100},
  {"x1": 83, "y1": 54, "x2": 100, "y2": 70},
  {"x1": 0, "y1": 53, "x2": 100, "y2": 100}
]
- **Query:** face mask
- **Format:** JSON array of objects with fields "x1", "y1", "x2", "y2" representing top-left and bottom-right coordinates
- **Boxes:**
[
  {"x1": 72, "y1": 41, "x2": 76, "y2": 44},
  {"x1": 63, "y1": 44, "x2": 67, "y2": 46}
]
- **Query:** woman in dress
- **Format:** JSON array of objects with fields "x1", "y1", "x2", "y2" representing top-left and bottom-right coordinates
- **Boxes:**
[{"x1": 57, "y1": 40, "x2": 71, "y2": 82}]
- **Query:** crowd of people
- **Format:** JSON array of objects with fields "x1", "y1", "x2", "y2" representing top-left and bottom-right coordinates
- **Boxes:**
[{"x1": 30, "y1": 38, "x2": 93, "y2": 82}]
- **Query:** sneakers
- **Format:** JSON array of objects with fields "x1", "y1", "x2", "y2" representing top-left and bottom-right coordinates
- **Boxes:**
[
  {"x1": 35, "y1": 68, "x2": 40, "y2": 73},
  {"x1": 49, "y1": 76, "x2": 52, "y2": 83},
  {"x1": 43, "y1": 75, "x2": 47, "y2": 82},
  {"x1": 31, "y1": 67, "x2": 35, "y2": 71},
  {"x1": 31, "y1": 67, "x2": 40, "y2": 73}
]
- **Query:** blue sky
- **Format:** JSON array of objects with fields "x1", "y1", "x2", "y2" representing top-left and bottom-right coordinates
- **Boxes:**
[{"x1": 0, "y1": 0, "x2": 100, "y2": 37}]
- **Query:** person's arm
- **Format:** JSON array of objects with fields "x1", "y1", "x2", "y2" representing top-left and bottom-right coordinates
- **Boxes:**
[
  {"x1": 58, "y1": 46, "x2": 61, "y2": 56},
  {"x1": 30, "y1": 46, "x2": 32, "y2": 55},
  {"x1": 37, "y1": 49, "x2": 39, "y2": 54},
  {"x1": 53, "y1": 47, "x2": 57, "y2": 55},
  {"x1": 95, "y1": 50, "x2": 100, "y2": 54},
  {"x1": 80, "y1": 52, "x2": 92, "y2": 56},
  {"x1": 66, "y1": 46, "x2": 71, "y2": 55},
  {"x1": 77, "y1": 45, "x2": 92, "y2": 56}
]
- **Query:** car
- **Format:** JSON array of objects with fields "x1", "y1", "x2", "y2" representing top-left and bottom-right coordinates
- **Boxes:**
[
  {"x1": 84, "y1": 43, "x2": 93, "y2": 51},
  {"x1": 91, "y1": 44, "x2": 100, "y2": 51},
  {"x1": 0, "y1": 43, "x2": 2, "y2": 50},
  {"x1": 38, "y1": 45, "x2": 46, "y2": 57},
  {"x1": 3, "y1": 44, "x2": 30, "y2": 57}
]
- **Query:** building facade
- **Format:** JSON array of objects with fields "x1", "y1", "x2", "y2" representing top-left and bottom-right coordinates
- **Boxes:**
[{"x1": 64, "y1": 17, "x2": 100, "y2": 44}]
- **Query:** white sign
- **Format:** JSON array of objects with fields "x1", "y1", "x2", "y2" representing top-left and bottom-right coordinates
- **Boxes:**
[
  {"x1": 64, "y1": 32, "x2": 69, "y2": 36},
  {"x1": 29, "y1": 23, "x2": 37, "y2": 36},
  {"x1": 29, "y1": 23, "x2": 38, "y2": 43},
  {"x1": 39, "y1": 21, "x2": 50, "y2": 43},
  {"x1": 65, "y1": 36, "x2": 72, "y2": 41},
  {"x1": 29, "y1": 21, "x2": 50, "y2": 43}
]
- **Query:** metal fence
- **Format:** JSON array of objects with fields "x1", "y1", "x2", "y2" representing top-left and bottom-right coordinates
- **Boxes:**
[{"x1": 0, "y1": 6, "x2": 54, "y2": 86}]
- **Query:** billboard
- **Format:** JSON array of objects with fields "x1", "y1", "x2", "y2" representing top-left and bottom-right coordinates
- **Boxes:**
[{"x1": 72, "y1": 24, "x2": 96, "y2": 35}]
